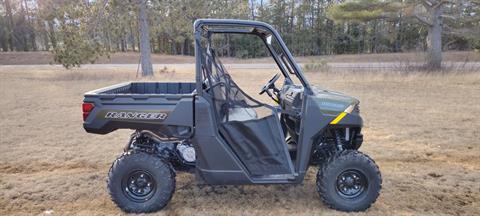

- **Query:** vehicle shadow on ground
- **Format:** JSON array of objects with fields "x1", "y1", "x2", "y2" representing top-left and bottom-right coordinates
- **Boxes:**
[{"x1": 169, "y1": 172, "x2": 330, "y2": 214}]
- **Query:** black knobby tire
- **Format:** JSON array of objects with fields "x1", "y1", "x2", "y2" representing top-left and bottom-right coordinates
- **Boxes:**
[
  {"x1": 316, "y1": 150, "x2": 382, "y2": 212},
  {"x1": 107, "y1": 151, "x2": 175, "y2": 213}
]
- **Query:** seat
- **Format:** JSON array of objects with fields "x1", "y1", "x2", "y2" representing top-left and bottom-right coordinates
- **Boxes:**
[{"x1": 224, "y1": 106, "x2": 258, "y2": 122}]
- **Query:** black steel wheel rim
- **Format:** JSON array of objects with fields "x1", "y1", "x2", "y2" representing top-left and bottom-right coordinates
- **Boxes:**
[
  {"x1": 122, "y1": 170, "x2": 156, "y2": 202},
  {"x1": 335, "y1": 169, "x2": 367, "y2": 199}
]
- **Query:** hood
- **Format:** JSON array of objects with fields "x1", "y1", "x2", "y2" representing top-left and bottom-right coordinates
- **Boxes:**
[{"x1": 311, "y1": 86, "x2": 359, "y2": 115}]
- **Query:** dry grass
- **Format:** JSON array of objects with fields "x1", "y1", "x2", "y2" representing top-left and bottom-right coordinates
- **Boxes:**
[
  {"x1": 0, "y1": 65, "x2": 479, "y2": 216},
  {"x1": 1, "y1": 51, "x2": 479, "y2": 65},
  {"x1": 298, "y1": 51, "x2": 480, "y2": 63}
]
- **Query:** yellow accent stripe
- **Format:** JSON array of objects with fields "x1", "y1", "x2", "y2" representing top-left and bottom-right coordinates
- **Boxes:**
[{"x1": 330, "y1": 112, "x2": 347, "y2": 125}]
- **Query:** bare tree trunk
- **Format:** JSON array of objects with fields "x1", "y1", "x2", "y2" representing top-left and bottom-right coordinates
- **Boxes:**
[
  {"x1": 23, "y1": 0, "x2": 37, "y2": 51},
  {"x1": 157, "y1": 35, "x2": 162, "y2": 53},
  {"x1": 151, "y1": 39, "x2": 154, "y2": 53},
  {"x1": 48, "y1": 20, "x2": 57, "y2": 49},
  {"x1": 120, "y1": 26, "x2": 126, "y2": 52},
  {"x1": 226, "y1": 34, "x2": 231, "y2": 57},
  {"x1": 289, "y1": 0, "x2": 294, "y2": 33},
  {"x1": 174, "y1": 42, "x2": 178, "y2": 55},
  {"x1": 184, "y1": 38, "x2": 189, "y2": 55},
  {"x1": 371, "y1": 21, "x2": 377, "y2": 53},
  {"x1": 250, "y1": 0, "x2": 255, "y2": 20},
  {"x1": 105, "y1": 31, "x2": 111, "y2": 52},
  {"x1": 138, "y1": 0, "x2": 153, "y2": 76},
  {"x1": 0, "y1": 33, "x2": 7, "y2": 51},
  {"x1": 120, "y1": 35, "x2": 126, "y2": 52},
  {"x1": 129, "y1": 21, "x2": 136, "y2": 51},
  {"x1": 40, "y1": 20, "x2": 50, "y2": 51},
  {"x1": 426, "y1": 6, "x2": 443, "y2": 70},
  {"x1": 18, "y1": 1, "x2": 29, "y2": 51},
  {"x1": 4, "y1": 0, "x2": 15, "y2": 51}
]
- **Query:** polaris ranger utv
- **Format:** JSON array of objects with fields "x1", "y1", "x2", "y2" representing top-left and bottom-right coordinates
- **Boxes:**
[{"x1": 83, "y1": 19, "x2": 381, "y2": 213}]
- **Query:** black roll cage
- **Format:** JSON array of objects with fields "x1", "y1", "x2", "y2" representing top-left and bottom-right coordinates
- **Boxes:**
[{"x1": 194, "y1": 19, "x2": 312, "y2": 96}]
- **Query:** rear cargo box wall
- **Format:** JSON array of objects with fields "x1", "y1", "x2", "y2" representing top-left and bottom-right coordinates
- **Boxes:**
[{"x1": 130, "y1": 83, "x2": 195, "y2": 94}]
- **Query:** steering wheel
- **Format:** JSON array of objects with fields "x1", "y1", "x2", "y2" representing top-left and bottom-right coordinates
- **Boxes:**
[
  {"x1": 259, "y1": 73, "x2": 280, "y2": 95},
  {"x1": 259, "y1": 73, "x2": 281, "y2": 103}
]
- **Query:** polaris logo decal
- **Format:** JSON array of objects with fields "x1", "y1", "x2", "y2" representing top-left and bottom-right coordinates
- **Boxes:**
[{"x1": 105, "y1": 111, "x2": 168, "y2": 120}]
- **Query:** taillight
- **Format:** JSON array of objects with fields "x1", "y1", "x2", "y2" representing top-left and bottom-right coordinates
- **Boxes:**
[{"x1": 82, "y1": 103, "x2": 94, "y2": 121}]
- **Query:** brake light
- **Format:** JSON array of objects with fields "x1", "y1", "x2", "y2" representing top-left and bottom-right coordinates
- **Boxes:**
[{"x1": 82, "y1": 103, "x2": 94, "y2": 121}]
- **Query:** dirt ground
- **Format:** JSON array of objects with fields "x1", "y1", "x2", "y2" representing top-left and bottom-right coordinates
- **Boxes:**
[
  {"x1": 0, "y1": 64, "x2": 479, "y2": 216},
  {"x1": 0, "y1": 51, "x2": 479, "y2": 65}
]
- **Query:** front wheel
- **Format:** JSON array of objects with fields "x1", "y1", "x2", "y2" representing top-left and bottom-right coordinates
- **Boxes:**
[
  {"x1": 107, "y1": 151, "x2": 176, "y2": 213},
  {"x1": 316, "y1": 150, "x2": 382, "y2": 212}
]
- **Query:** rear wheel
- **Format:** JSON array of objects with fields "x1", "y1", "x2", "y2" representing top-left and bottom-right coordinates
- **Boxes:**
[
  {"x1": 316, "y1": 150, "x2": 381, "y2": 212},
  {"x1": 107, "y1": 151, "x2": 175, "y2": 213}
]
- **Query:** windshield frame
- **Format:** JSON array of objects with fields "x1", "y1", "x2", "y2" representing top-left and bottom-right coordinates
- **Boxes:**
[{"x1": 194, "y1": 19, "x2": 312, "y2": 96}]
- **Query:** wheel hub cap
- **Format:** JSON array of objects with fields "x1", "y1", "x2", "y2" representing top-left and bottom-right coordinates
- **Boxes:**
[
  {"x1": 122, "y1": 170, "x2": 156, "y2": 202},
  {"x1": 336, "y1": 170, "x2": 367, "y2": 198}
]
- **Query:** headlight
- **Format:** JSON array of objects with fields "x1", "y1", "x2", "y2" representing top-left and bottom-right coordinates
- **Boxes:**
[{"x1": 344, "y1": 104, "x2": 359, "y2": 114}]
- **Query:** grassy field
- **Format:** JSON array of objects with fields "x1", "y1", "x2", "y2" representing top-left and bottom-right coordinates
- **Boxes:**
[
  {"x1": 0, "y1": 51, "x2": 479, "y2": 65},
  {"x1": 0, "y1": 64, "x2": 479, "y2": 216}
]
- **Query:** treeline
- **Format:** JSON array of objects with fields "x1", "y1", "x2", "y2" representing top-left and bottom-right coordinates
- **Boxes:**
[{"x1": 1, "y1": 0, "x2": 479, "y2": 58}]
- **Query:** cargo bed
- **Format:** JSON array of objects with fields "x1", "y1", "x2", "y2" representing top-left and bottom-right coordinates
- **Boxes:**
[
  {"x1": 86, "y1": 82, "x2": 196, "y2": 95},
  {"x1": 83, "y1": 82, "x2": 196, "y2": 137}
]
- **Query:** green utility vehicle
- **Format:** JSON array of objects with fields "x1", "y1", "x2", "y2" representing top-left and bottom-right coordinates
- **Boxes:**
[{"x1": 83, "y1": 19, "x2": 382, "y2": 213}]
